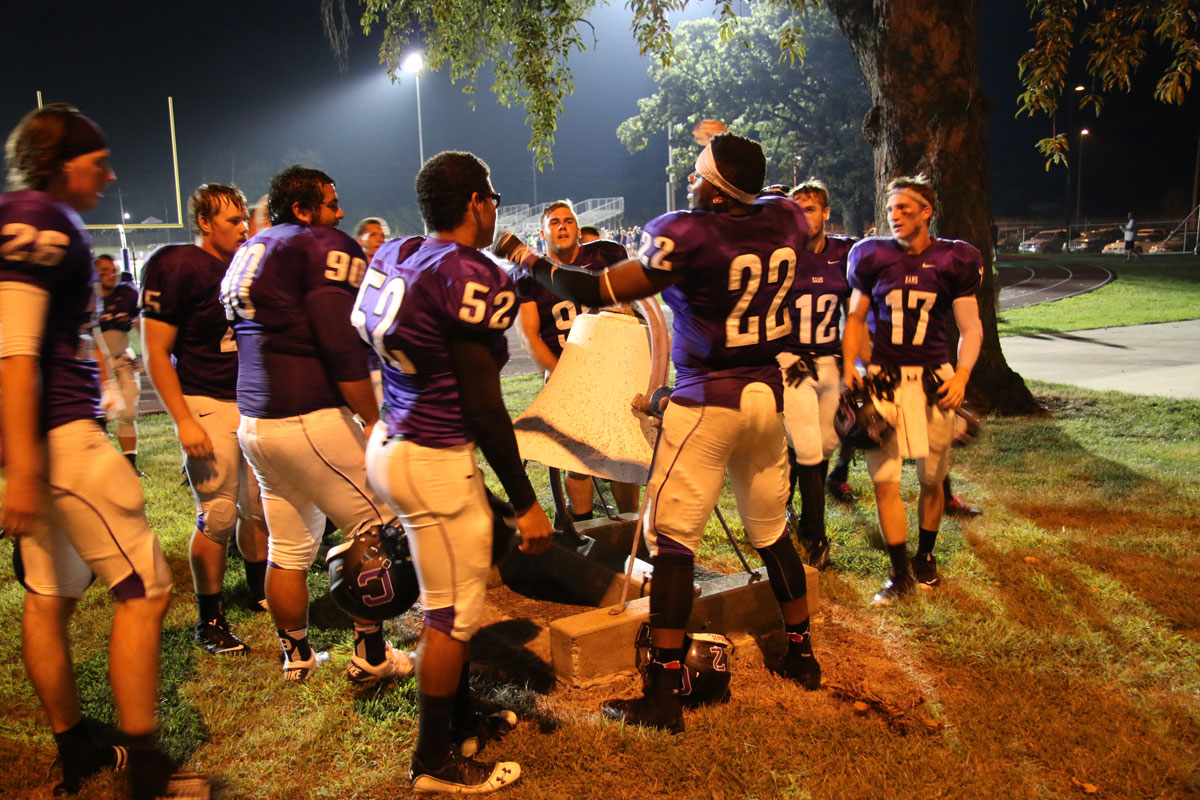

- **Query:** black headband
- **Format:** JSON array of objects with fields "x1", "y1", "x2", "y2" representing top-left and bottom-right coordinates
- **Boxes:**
[{"x1": 58, "y1": 113, "x2": 107, "y2": 162}]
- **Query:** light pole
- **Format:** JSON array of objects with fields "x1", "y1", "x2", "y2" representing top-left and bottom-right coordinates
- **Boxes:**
[
  {"x1": 1076, "y1": 128, "x2": 1089, "y2": 221},
  {"x1": 402, "y1": 51, "x2": 425, "y2": 168}
]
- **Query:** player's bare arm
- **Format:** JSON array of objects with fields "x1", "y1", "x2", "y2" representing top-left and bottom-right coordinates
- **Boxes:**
[
  {"x1": 517, "y1": 301, "x2": 558, "y2": 372},
  {"x1": 842, "y1": 290, "x2": 871, "y2": 389},
  {"x1": 937, "y1": 296, "x2": 982, "y2": 410},
  {"x1": 141, "y1": 317, "x2": 214, "y2": 459}
]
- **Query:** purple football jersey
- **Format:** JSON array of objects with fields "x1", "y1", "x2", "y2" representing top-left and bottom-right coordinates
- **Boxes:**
[
  {"x1": 847, "y1": 237, "x2": 983, "y2": 367},
  {"x1": 511, "y1": 238, "x2": 627, "y2": 357},
  {"x1": 353, "y1": 236, "x2": 517, "y2": 447},
  {"x1": 140, "y1": 244, "x2": 239, "y2": 400},
  {"x1": 785, "y1": 236, "x2": 853, "y2": 357},
  {"x1": 0, "y1": 191, "x2": 101, "y2": 431},
  {"x1": 98, "y1": 282, "x2": 139, "y2": 332},
  {"x1": 221, "y1": 223, "x2": 371, "y2": 418},
  {"x1": 638, "y1": 195, "x2": 809, "y2": 410}
]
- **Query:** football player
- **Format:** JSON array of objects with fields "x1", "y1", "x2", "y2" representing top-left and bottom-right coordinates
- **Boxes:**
[
  {"x1": 246, "y1": 194, "x2": 270, "y2": 237},
  {"x1": 354, "y1": 216, "x2": 390, "y2": 261},
  {"x1": 842, "y1": 175, "x2": 983, "y2": 605},
  {"x1": 140, "y1": 183, "x2": 270, "y2": 656},
  {"x1": 357, "y1": 151, "x2": 552, "y2": 794},
  {"x1": 513, "y1": 200, "x2": 639, "y2": 518},
  {"x1": 1, "y1": 104, "x2": 205, "y2": 798},
  {"x1": 779, "y1": 179, "x2": 852, "y2": 570},
  {"x1": 494, "y1": 132, "x2": 822, "y2": 733},
  {"x1": 95, "y1": 253, "x2": 143, "y2": 474},
  {"x1": 220, "y1": 166, "x2": 413, "y2": 685}
]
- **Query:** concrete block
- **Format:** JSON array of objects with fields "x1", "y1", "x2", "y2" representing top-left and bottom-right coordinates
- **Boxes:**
[
  {"x1": 498, "y1": 532, "x2": 653, "y2": 607},
  {"x1": 549, "y1": 565, "x2": 819, "y2": 687}
]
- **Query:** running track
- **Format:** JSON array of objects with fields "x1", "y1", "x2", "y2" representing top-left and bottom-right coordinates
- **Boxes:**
[{"x1": 996, "y1": 260, "x2": 1114, "y2": 311}]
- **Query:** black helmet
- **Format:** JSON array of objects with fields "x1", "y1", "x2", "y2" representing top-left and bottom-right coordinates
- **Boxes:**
[
  {"x1": 327, "y1": 521, "x2": 420, "y2": 622},
  {"x1": 485, "y1": 487, "x2": 517, "y2": 565},
  {"x1": 635, "y1": 623, "x2": 734, "y2": 706},
  {"x1": 834, "y1": 386, "x2": 892, "y2": 450}
]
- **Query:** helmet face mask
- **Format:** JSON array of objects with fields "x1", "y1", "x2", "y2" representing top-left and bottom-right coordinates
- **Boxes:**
[
  {"x1": 634, "y1": 623, "x2": 734, "y2": 706},
  {"x1": 834, "y1": 386, "x2": 893, "y2": 450},
  {"x1": 327, "y1": 521, "x2": 420, "y2": 622}
]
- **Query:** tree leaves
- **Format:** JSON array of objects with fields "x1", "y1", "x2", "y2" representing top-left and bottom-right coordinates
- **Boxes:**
[{"x1": 1019, "y1": 0, "x2": 1199, "y2": 168}]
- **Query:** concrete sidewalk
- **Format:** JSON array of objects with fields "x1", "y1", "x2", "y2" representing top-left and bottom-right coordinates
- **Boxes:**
[{"x1": 1000, "y1": 319, "x2": 1200, "y2": 400}]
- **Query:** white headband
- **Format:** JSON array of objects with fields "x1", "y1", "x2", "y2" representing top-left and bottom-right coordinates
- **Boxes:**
[
  {"x1": 694, "y1": 145, "x2": 758, "y2": 206},
  {"x1": 887, "y1": 187, "x2": 932, "y2": 210}
]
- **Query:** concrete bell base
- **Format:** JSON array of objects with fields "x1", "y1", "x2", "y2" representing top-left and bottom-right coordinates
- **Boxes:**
[{"x1": 548, "y1": 566, "x2": 819, "y2": 688}]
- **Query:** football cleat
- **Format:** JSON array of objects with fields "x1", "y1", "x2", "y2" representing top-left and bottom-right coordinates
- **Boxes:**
[
  {"x1": 346, "y1": 643, "x2": 415, "y2": 687},
  {"x1": 54, "y1": 743, "x2": 128, "y2": 795},
  {"x1": 806, "y1": 537, "x2": 831, "y2": 571},
  {"x1": 601, "y1": 660, "x2": 685, "y2": 733},
  {"x1": 912, "y1": 553, "x2": 941, "y2": 589},
  {"x1": 128, "y1": 747, "x2": 212, "y2": 800},
  {"x1": 781, "y1": 637, "x2": 822, "y2": 691},
  {"x1": 826, "y1": 478, "x2": 855, "y2": 503},
  {"x1": 455, "y1": 710, "x2": 518, "y2": 758},
  {"x1": 945, "y1": 495, "x2": 982, "y2": 517},
  {"x1": 194, "y1": 619, "x2": 248, "y2": 656},
  {"x1": 871, "y1": 573, "x2": 915, "y2": 606},
  {"x1": 409, "y1": 752, "x2": 521, "y2": 795},
  {"x1": 282, "y1": 650, "x2": 329, "y2": 682}
]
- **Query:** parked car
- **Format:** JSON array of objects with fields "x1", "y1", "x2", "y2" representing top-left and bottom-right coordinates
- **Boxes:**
[
  {"x1": 1018, "y1": 229, "x2": 1067, "y2": 253},
  {"x1": 1065, "y1": 227, "x2": 1121, "y2": 253},
  {"x1": 1101, "y1": 228, "x2": 1168, "y2": 255},
  {"x1": 1149, "y1": 231, "x2": 1189, "y2": 254}
]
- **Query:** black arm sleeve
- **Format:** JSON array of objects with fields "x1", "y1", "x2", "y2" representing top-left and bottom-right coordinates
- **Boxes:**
[
  {"x1": 449, "y1": 332, "x2": 538, "y2": 513},
  {"x1": 529, "y1": 256, "x2": 608, "y2": 307}
]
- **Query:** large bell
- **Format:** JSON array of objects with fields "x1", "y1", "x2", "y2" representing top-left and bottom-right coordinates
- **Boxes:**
[{"x1": 514, "y1": 305, "x2": 667, "y2": 484}]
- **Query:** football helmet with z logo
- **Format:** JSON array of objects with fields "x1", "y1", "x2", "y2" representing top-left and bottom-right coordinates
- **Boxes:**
[{"x1": 327, "y1": 521, "x2": 420, "y2": 622}]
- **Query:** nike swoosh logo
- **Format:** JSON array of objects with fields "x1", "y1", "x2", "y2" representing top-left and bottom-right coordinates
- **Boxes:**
[
  {"x1": 198, "y1": 411, "x2": 216, "y2": 418},
  {"x1": 827, "y1": 260, "x2": 838, "y2": 264},
  {"x1": 922, "y1": 263, "x2": 935, "y2": 268}
]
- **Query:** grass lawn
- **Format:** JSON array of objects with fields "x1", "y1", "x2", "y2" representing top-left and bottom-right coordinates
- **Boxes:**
[
  {"x1": 996, "y1": 254, "x2": 1200, "y2": 336},
  {"x1": 2, "y1": 378, "x2": 1198, "y2": 799}
]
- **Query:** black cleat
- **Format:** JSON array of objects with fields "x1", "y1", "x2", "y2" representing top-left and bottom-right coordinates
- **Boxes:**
[
  {"x1": 601, "y1": 661, "x2": 684, "y2": 733},
  {"x1": 128, "y1": 747, "x2": 212, "y2": 800},
  {"x1": 54, "y1": 743, "x2": 128, "y2": 795},
  {"x1": 781, "y1": 644, "x2": 822, "y2": 691},
  {"x1": 409, "y1": 751, "x2": 521, "y2": 794},
  {"x1": 945, "y1": 495, "x2": 982, "y2": 517},
  {"x1": 194, "y1": 618, "x2": 249, "y2": 656},
  {"x1": 912, "y1": 553, "x2": 941, "y2": 589},
  {"x1": 806, "y1": 537, "x2": 831, "y2": 571},
  {"x1": 872, "y1": 573, "x2": 915, "y2": 606}
]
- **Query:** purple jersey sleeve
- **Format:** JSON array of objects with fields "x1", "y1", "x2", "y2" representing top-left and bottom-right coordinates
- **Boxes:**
[
  {"x1": 0, "y1": 191, "x2": 101, "y2": 430},
  {"x1": 140, "y1": 244, "x2": 239, "y2": 400},
  {"x1": 638, "y1": 196, "x2": 809, "y2": 410},
  {"x1": 354, "y1": 237, "x2": 517, "y2": 447},
  {"x1": 848, "y1": 237, "x2": 981, "y2": 368},
  {"x1": 785, "y1": 236, "x2": 853, "y2": 357},
  {"x1": 98, "y1": 283, "x2": 139, "y2": 332}
]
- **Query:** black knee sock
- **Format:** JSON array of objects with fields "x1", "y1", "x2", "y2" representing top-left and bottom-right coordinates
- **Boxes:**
[
  {"x1": 829, "y1": 444, "x2": 853, "y2": 482},
  {"x1": 277, "y1": 627, "x2": 312, "y2": 662},
  {"x1": 755, "y1": 534, "x2": 809, "y2": 604},
  {"x1": 196, "y1": 593, "x2": 223, "y2": 624},
  {"x1": 887, "y1": 542, "x2": 909, "y2": 578},
  {"x1": 649, "y1": 553, "x2": 695, "y2": 632},
  {"x1": 415, "y1": 693, "x2": 456, "y2": 770},
  {"x1": 917, "y1": 527, "x2": 938, "y2": 557},
  {"x1": 942, "y1": 475, "x2": 953, "y2": 502},
  {"x1": 795, "y1": 463, "x2": 827, "y2": 543},
  {"x1": 451, "y1": 661, "x2": 477, "y2": 732},
  {"x1": 353, "y1": 622, "x2": 385, "y2": 664},
  {"x1": 125, "y1": 452, "x2": 138, "y2": 471},
  {"x1": 244, "y1": 559, "x2": 267, "y2": 602}
]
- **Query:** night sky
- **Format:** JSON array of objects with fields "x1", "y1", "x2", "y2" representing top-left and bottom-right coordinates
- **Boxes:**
[{"x1": 2, "y1": 1, "x2": 1196, "y2": 235}]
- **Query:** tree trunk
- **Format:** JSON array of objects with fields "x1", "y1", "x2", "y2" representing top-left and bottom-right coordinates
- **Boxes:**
[{"x1": 827, "y1": 0, "x2": 1040, "y2": 415}]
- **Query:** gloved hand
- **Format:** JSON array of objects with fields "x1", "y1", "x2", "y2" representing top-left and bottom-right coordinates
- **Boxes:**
[{"x1": 491, "y1": 231, "x2": 533, "y2": 266}]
